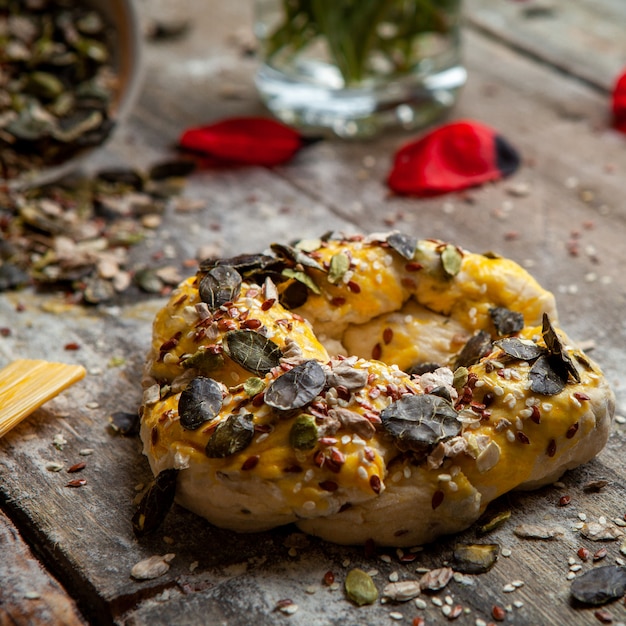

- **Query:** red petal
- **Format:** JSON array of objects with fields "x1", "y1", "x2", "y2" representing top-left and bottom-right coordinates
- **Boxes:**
[
  {"x1": 387, "y1": 120, "x2": 520, "y2": 197},
  {"x1": 612, "y1": 71, "x2": 626, "y2": 133},
  {"x1": 179, "y1": 117, "x2": 303, "y2": 166}
]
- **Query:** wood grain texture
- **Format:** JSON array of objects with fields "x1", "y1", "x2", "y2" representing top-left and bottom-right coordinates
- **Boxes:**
[
  {"x1": 2, "y1": 1, "x2": 626, "y2": 624},
  {"x1": 0, "y1": 510, "x2": 87, "y2": 626},
  {"x1": 465, "y1": 0, "x2": 626, "y2": 92}
]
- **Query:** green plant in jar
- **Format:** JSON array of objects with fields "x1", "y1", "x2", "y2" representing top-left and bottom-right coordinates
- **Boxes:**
[{"x1": 262, "y1": 0, "x2": 461, "y2": 87}]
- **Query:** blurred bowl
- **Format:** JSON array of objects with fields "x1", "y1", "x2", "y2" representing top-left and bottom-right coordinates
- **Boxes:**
[{"x1": 3, "y1": 0, "x2": 143, "y2": 190}]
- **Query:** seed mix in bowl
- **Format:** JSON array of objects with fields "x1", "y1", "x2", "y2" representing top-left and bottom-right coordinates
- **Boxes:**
[{"x1": 0, "y1": 0, "x2": 130, "y2": 185}]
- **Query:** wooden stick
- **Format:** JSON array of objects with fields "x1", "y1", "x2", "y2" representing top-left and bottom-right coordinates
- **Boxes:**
[{"x1": 0, "y1": 359, "x2": 86, "y2": 439}]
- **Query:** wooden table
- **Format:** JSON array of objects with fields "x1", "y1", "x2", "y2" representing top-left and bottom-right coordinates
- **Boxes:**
[{"x1": 2, "y1": 1, "x2": 626, "y2": 624}]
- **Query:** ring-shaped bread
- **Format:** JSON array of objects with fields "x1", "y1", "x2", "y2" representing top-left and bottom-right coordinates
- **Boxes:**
[{"x1": 139, "y1": 232, "x2": 614, "y2": 546}]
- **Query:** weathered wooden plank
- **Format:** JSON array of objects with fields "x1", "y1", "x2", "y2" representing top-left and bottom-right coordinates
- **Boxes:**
[
  {"x1": 465, "y1": 0, "x2": 626, "y2": 92},
  {"x1": 0, "y1": 509, "x2": 87, "y2": 626},
  {"x1": 2, "y1": 1, "x2": 626, "y2": 625}
]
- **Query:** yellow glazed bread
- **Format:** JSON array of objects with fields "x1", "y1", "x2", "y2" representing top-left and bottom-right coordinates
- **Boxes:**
[{"x1": 138, "y1": 232, "x2": 614, "y2": 546}]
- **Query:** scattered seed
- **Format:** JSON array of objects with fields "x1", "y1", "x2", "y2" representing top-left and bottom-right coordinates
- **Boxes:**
[
  {"x1": 581, "y1": 523, "x2": 624, "y2": 541},
  {"x1": 131, "y1": 554, "x2": 175, "y2": 581},
  {"x1": 66, "y1": 478, "x2": 86, "y2": 488},
  {"x1": 345, "y1": 568, "x2": 378, "y2": 606},
  {"x1": 514, "y1": 524, "x2": 564, "y2": 539},
  {"x1": 420, "y1": 567, "x2": 453, "y2": 592},
  {"x1": 382, "y1": 580, "x2": 421, "y2": 602},
  {"x1": 570, "y1": 566, "x2": 626, "y2": 605},
  {"x1": 492, "y1": 604, "x2": 506, "y2": 621}
]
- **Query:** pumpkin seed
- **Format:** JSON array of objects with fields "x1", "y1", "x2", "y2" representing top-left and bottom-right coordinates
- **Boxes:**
[
  {"x1": 223, "y1": 330, "x2": 283, "y2": 375},
  {"x1": 0, "y1": 262, "x2": 29, "y2": 291},
  {"x1": 325, "y1": 362, "x2": 368, "y2": 391},
  {"x1": 279, "y1": 279, "x2": 309, "y2": 309},
  {"x1": 453, "y1": 543, "x2": 500, "y2": 574},
  {"x1": 328, "y1": 252, "x2": 350, "y2": 284},
  {"x1": 570, "y1": 566, "x2": 626, "y2": 606},
  {"x1": 205, "y1": 413, "x2": 255, "y2": 458},
  {"x1": 529, "y1": 355, "x2": 566, "y2": 396},
  {"x1": 406, "y1": 362, "x2": 442, "y2": 375},
  {"x1": 541, "y1": 313, "x2": 580, "y2": 383},
  {"x1": 109, "y1": 411, "x2": 141, "y2": 437},
  {"x1": 345, "y1": 568, "x2": 378, "y2": 606},
  {"x1": 289, "y1": 414, "x2": 319, "y2": 450},
  {"x1": 198, "y1": 253, "x2": 282, "y2": 282},
  {"x1": 198, "y1": 265, "x2": 242, "y2": 311},
  {"x1": 132, "y1": 468, "x2": 179, "y2": 536},
  {"x1": 380, "y1": 394, "x2": 461, "y2": 455},
  {"x1": 271, "y1": 242, "x2": 324, "y2": 271},
  {"x1": 455, "y1": 330, "x2": 492, "y2": 368},
  {"x1": 243, "y1": 377, "x2": 265, "y2": 397},
  {"x1": 478, "y1": 510, "x2": 511, "y2": 535},
  {"x1": 294, "y1": 237, "x2": 322, "y2": 253},
  {"x1": 182, "y1": 348, "x2": 225, "y2": 374},
  {"x1": 96, "y1": 168, "x2": 144, "y2": 190},
  {"x1": 452, "y1": 366, "x2": 469, "y2": 390},
  {"x1": 494, "y1": 337, "x2": 545, "y2": 361},
  {"x1": 264, "y1": 360, "x2": 326, "y2": 411},
  {"x1": 178, "y1": 377, "x2": 223, "y2": 430},
  {"x1": 441, "y1": 244, "x2": 463, "y2": 277},
  {"x1": 489, "y1": 306, "x2": 524, "y2": 336},
  {"x1": 387, "y1": 232, "x2": 418, "y2": 260},
  {"x1": 148, "y1": 159, "x2": 196, "y2": 181},
  {"x1": 282, "y1": 268, "x2": 321, "y2": 294}
]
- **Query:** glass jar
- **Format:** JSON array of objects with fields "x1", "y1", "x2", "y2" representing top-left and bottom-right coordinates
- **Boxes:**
[{"x1": 254, "y1": 0, "x2": 466, "y2": 138}]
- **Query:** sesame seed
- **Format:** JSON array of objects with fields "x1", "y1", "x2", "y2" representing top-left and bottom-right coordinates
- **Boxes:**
[
  {"x1": 389, "y1": 612, "x2": 403, "y2": 620},
  {"x1": 357, "y1": 466, "x2": 368, "y2": 480},
  {"x1": 389, "y1": 571, "x2": 399, "y2": 582},
  {"x1": 566, "y1": 572, "x2": 576, "y2": 580},
  {"x1": 493, "y1": 385, "x2": 504, "y2": 396},
  {"x1": 415, "y1": 598, "x2": 427, "y2": 609},
  {"x1": 501, "y1": 548, "x2": 512, "y2": 557},
  {"x1": 503, "y1": 583, "x2": 516, "y2": 593},
  {"x1": 506, "y1": 430, "x2": 516, "y2": 443},
  {"x1": 302, "y1": 501, "x2": 316, "y2": 511},
  {"x1": 432, "y1": 597, "x2": 443, "y2": 606}
]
